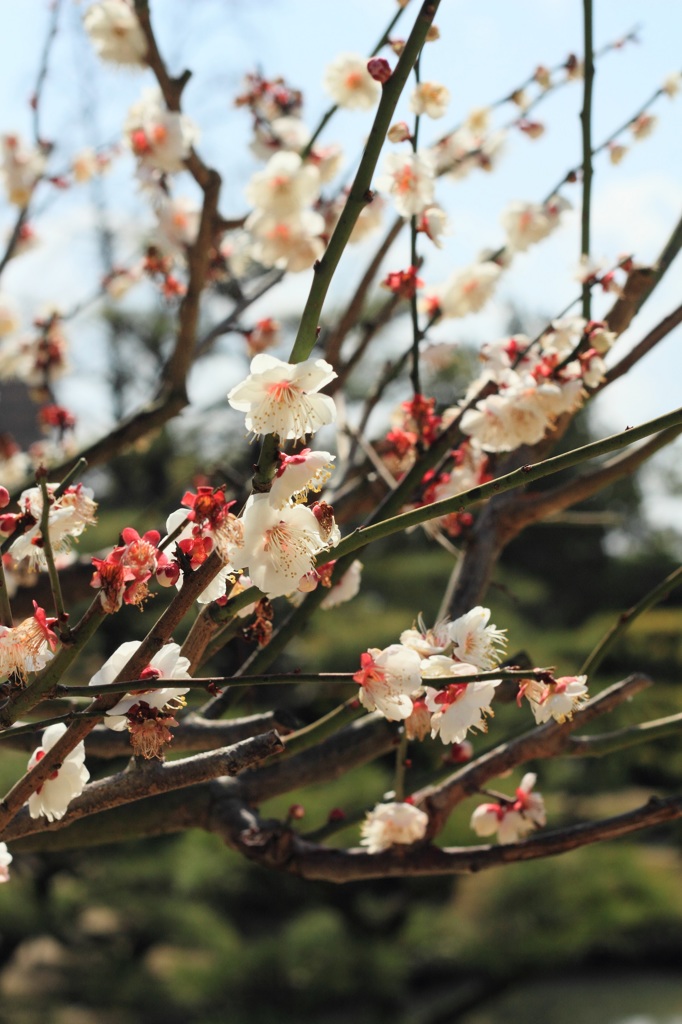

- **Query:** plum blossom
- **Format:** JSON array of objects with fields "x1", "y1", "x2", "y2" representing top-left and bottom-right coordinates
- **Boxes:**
[
  {"x1": 0, "y1": 842, "x2": 11, "y2": 883},
  {"x1": 376, "y1": 151, "x2": 436, "y2": 218},
  {"x1": 233, "y1": 493, "x2": 333, "y2": 599},
  {"x1": 424, "y1": 672, "x2": 497, "y2": 745},
  {"x1": 162, "y1": 508, "x2": 235, "y2": 604},
  {"x1": 409, "y1": 82, "x2": 450, "y2": 119},
  {"x1": 470, "y1": 773, "x2": 546, "y2": 844},
  {"x1": 84, "y1": 0, "x2": 147, "y2": 66},
  {"x1": 125, "y1": 88, "x2": 198, "y2": 174},
  {"x1": 354, "y1": 644, "x2": 422, "y2": 721},
  {"x1": 9, "y1": 483, "x2": 97, "y2": 570},
  {"x1": 0, "y1": 602, "x2": 58, "y2": 679},
  {"x1": 246, "y1": 208, "x2": 326, "y2": 272},
  {"x1": 360, "y1": 801, "x2": 429, "y2": 853},
  {"x1": 323, "y1": 53, "x2": 381, "y2": 110},
  {"x1": 422, "y1": 261, "x2": 501, "y2": 319},
  {"x1": 227, "y1": 354, "x2": 337, "y2": 441},
  {"x1": 521, "y1": 674, "x2": 589, "y2": 724},
  {"x1": 246, "y1": 151, "x2": 321, "y2": 217},
  {"x1": 319, "y1": 559, "x2": 363, "y2": 610},
  {"x1": 89, "y1": 640, "x2": 191, "y2": 732},
  {"x1": 501, "y1": 196, "x2": 571, "y2": 253},
  {"x1": 448, "y1": 606, "x2": 507, "y2": 670},
  {"x1": 250, "y1": 115, "x2": 311, "y2": 161},
  {"x1": 27, "y1": 723, "x2": 90, "y2": 822},
  {"x1": 1, "y1": 134, "x2": 45, "y2": 208},
  {"x1": 269, "y1": 449, "x2": 335, "y2": 508}
]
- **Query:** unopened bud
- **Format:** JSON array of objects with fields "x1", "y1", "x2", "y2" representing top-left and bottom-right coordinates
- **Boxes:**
[
  {"x1": 425, "y1": 25, "x2": 440, "y2": 41},
  {"x1": 0, "y1": 487, "x2": 9, "y2": 510},
  {"x1": 367, "y1": 58, "x2": 392, "y2": 84},
  {"x1": 388, "y1": 120, "x2": 412, "y2": 143}
]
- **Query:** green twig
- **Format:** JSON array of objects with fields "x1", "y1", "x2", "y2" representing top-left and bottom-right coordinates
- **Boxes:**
[
  {"x1": 580, "y1": 564, "x2": 682, "y2": 676},
  {"x1": 289, "y1": 0, "x2": 441, "y2": 365},
  {"x1": 37, "y1": 472, "x2": 69, "y2": 637},
  {"x1": 580, "y1": 0, "x2": 594, "y2": 319}
]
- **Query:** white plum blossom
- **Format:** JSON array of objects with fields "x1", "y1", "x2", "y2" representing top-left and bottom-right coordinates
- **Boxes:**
[
  {"x1": 422, "y1": 261, "x2": 501, "y2": 319},
  {"x1": 10, "y1": 484, "x2": 97, "y2": 570},
  {"x1": 0, "y1": 605, "x2": 57, "y2": 680},
  {"x1": 232, "y1": 493, "x2": 332, "y2": 599},
  {"x1": 360, "y1": 801, "x2": 429, "y2": 853},
  {"x1": 125, "y1": 88, "x2": 198, "y2": 174},
  {"x1": 83, "y1": 0, "x2": 147, "y2": 66},
  {"x1": 376, "y1": 151, "x2": 436, "y2": 218},
  {"x1": 269, "y1": 449, "x2": 335, "y2": 508},
  {"x1": 501, "y1": 196, "x2": 571, "y2": 253},
  {"x1": 27, "y1": 723, "x2": 90, "y2": 822},
  {"x1": 89, "y1": 640, "x2": 191, "y2": 731},
  {"x1": 154, "y1": 196, "x2": 200, "y2": 253},
  {"x1": 522, "y1": 674, "x2": 589, "y2": 724},
  {"x1": 246, "y1": 151, "x2": 321, "y2": 217},
  {"x1": 1, "y1": 134, "x2": 46, "y2": 208},
  {"x1": 470, "y1": 773, "x2": 546, "y2": 844},
  {"x1": 354, "y1": 644, "x2": 422, "y2": 721},
  {"x1": 418, "y1": 205, "x2": 450, "y2": 248},
  {"x1": 245, "y1": 208, "x2": 326, "y2": 272},
  {"x1": 399, "y1": 617, "x2": 450, "y2": 658},
  {"x1": 0, "y1": 842, "x2": 11, "y2": 883},
  {"x1": 448, "y1": 606, "x2": 507, "y2": 670},
  {"x1": 409, "y1": 81, "x2": 450, "y2": 119},
  {"x1": 250, "y1": 115, "x2": 311, "y2": 161},
  {"x1": 424, "y1": 673, "x2": 497, "y2": 745},
  {"x1": 320, "y1": 559, "x2": 363, "y2": 610},
  {"x1": 323, "y1": 53, "x2": 380, "y2": 110},
  {"x1": 227, "y1": 354, "x2": 337, "y2": 441}
]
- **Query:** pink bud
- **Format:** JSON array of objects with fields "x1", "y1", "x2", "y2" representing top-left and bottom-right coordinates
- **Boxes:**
[
  {"x1": 0, "y1": 488, "x2": 9, "y2": 510},
  {"x1": 367, "y1": 58, "x2": 392, "y2": 84},
  {"x1": 288, "y1": 803, "x2": 305, "y2": 820}
]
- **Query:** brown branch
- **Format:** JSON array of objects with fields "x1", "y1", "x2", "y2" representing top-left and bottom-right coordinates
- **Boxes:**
[
  {"x1": 603, "y1": 302, "x2": 682, "y2": 388},
  {"x1": 243, "y1": 793, "x2": 682, "y2": 883},
  {"x1": 2, "y1": 730, "x2": 283, "y2": 844},
  {"x1": 503, "y1": 425, "x2": 682, "y2": 534},
  {"x1": 414, "y1": 674, "x2": 650, "y2": 836}
]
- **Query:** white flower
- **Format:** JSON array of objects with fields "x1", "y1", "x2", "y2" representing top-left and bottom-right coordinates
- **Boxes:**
[
  {"x1": 470, "y1": 773, "x2": 546, "y2": 844},
  {"x1": 227, "y1": 354, "x2": 337, "y2": 441},
  {"x1": 424, "y1": 673, "x2": 497, "y2": 745},
  {"x1": 376, "y1": 151, "x2": 436, "y2": 218},
  {"x1": 10, "y1": 483, "x2": 97, "y2": 570},
  {"x1": 0, "y1": 293, "x2": 20, "y2": 336},
  {"x1": 501, "y1": 198, "x2": 568, "y2": 253},
  {"x1": 125, "y1": 88, "x2": 198, "y2": 174},
  {"x1": 232, "y1": 493, "x2": 331, "y2": 599},
  {"x1": 399, "y1": 617, "x2": 450, "y2": 658},
  {"x1": 269, "y1": 449, "x2": 335, "y2": 508},
  {"x1": 84, "y1": 0, "x2": 147, "y2": 66},
  {"x1": 27, "y1": 723, "x2": 89, "y2": 822},
  {"x1": 409, "y1": 81, "x2": 450, "y2": 119},
  {"x1": 320, "y1": 559, "x2": 363, "y2": 610},
  {"x1": 250, "y1": 116, "x2": 311, "y2": 162},
  {"x1": 523, "y1": 674, "x2": 589, "y2": 724},
  {"x1": 662, "y1": 72, "x2": 682, "y2": 98},
  {"x1": 0, "y1": 842, "x2": 11, "y2": 883},
  {"x1": 154, "y1": 196, "x2": 200, "y2": 252},
  {"x1": 360, "y1": 801, "x2": 429, "y2": 853},
  {"x1": 89, "y1": 640, "x2": 191, "y2": 731},
  {"x1": 448, "y1": 607, "x2": 507, "y2": 669},
  {"x1": 423, "y1": 261, "x2": 501, "y2": 320},
  {"x1": 246, "y1": 151, "x2": 320, "y2": 217},
  {"x1": 323, "y1": 53, "x2": 380, "y2": 110},
  {"x1": 354, "y1": 644, "x2": 422, "y2": 721},
  {"x1": 1, "y1": 134, "x2": 45, "y2": 208},
  {"x1": 418, "y1": 205, "x2": 450, "y2": 248},
  {"x1": 0, "y1": 606, "x2": 57, "y2": 679},
  {"x1": 246, "y1": 208, "x2": 326, "y2": 272}
]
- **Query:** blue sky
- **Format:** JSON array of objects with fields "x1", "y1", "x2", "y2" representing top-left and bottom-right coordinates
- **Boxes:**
[{"x1": 0, "y1": 1, "x2": 679, "y2": 524}]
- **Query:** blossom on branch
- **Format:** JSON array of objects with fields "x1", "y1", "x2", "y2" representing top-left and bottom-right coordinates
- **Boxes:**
[
  {"x1": 84, "y1": 0, "x2": 147, "y2": 67},
  {"x1": 9, "y1": 483, "x2": 97, "y2": 571},
  {"x1": 470, "y1": 773, "x2": 546, "y2": 844},
  {"x1": 360, "y1": 801, "x2": 429, "y2": 853},
  {"x1": 409, "y1": 81, "x2": 450, "y2": 119},
  {"x1": 354, "y1": 644, "x2": 422, "y2": 721},
  {"x1": 227, "y1": 354, "x2": 337, "y2": 441},
  {"x1": 376, "y1": 151, "x2": 436, "y2": 218},
  {"x1": 0, "y1": 602, "x2": 58, "y2": 680},
  {"x1": 89, "y1": 640, "x2": 191, "y2": 734},
  {"x1": 125, "y1": 88, "x2": 198, "y2": 174},
  {"x1": 27, "y1": 723, "x2": 90, "y2": 822},
  {"x1": 0, "y1": 842, "x2": 11, "y2": 883},
  {"x1": 323, "y1": 53, "x2": 381, "y2": 110},
  {"x1": 520, "y1": 674, "x2": 589, "y2": 724}
]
